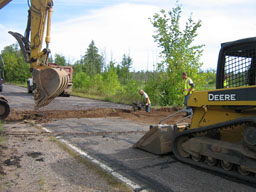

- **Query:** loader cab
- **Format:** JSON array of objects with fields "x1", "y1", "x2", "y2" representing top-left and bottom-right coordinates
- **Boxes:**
[{"x1": 216, "y1": 37, "x2": 256, "y2": 89}]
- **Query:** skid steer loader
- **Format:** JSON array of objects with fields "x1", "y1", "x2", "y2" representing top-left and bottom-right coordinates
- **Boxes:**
[
  {"x1": 135, "y1": 37, "x2": 256, "y2": 183},
  {"x1": 1, "y1": 0, "x2": 69, "y2": 108}
]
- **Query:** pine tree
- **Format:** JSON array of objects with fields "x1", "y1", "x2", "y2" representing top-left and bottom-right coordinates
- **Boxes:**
[
  {"x1": 82, "y1": 40, "x2": 103, "y2": 76},
  {"x1": 120, "y1": 54, "x2": 133, "y2": 83}
]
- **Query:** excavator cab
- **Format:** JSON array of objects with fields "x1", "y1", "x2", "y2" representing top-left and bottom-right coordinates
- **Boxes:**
[{"x1": 2, "y1": 0, "x2": 69, "y2": 108}]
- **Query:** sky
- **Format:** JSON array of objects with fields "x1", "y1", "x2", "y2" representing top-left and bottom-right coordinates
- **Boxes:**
[{"x1": 0, "y1": 0, "x2": 256, "y2": 71}]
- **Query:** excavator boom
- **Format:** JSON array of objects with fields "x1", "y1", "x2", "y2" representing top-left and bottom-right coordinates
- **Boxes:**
[
  {"x1": 1, "y1": 0, "x2": 69, "y2": 107},
  {"x1": 0, "y1": 0, "x2": 11, "y2": 9}
]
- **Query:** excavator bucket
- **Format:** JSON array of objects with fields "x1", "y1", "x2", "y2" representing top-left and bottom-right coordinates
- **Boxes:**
[
  {"x1": 8, "y1": 31, "x2": 69, "y2": 108},
  {"x1": 32, "y1": 66, "x2": 69, "y2": 108},
  {"x1": 134, "y1": 124, "x2": 175, "y2": 155}
]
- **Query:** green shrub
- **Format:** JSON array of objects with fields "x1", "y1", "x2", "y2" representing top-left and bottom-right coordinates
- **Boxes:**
[{"x1": 73, "y1": 71, "x2": 90, "y2": 89}]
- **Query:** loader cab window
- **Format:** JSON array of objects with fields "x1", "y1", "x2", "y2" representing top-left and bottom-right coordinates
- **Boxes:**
[{"x1": 220, "y1": 46, "x2": 256, "y2": 88}]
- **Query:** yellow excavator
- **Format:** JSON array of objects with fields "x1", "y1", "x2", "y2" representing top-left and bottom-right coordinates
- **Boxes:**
[
  {"x1": 136, "y1": 37, "x2": 256, "y2": 183},
  {"x1": 0, "y1": 0, "x2": 69, "y2": 108}
]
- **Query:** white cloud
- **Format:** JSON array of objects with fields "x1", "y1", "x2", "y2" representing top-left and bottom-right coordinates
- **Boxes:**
[
  {"x1": 183, "y1": 0, "x2": 254, "y2": 6},
  {"x1": 51, "y1": 3, "x2": 161, "y2": 71},
  {"x1": 50, "y1": 1, "x2": 256, "y2": 71},
  {"x1": 55, "y1": 0, "x2": 170, "y2": 6},
  {"x1": 0, "y1": 24, "x2": 18, "y2": 52},
  {"x1": 188, "y1": 7, "x2": 256, "y2": 69},
  {"x1": 1, "y1": 0, "x2": 256, "y2": 72}
]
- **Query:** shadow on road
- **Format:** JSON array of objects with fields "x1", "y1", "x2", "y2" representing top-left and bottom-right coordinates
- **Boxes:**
[{"x1": 1, "y1": 92, "x2": 33, "y2": 97}]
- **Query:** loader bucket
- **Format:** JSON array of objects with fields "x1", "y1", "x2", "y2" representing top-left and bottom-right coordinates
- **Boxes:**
[
  {"x1": 134, "y1": 124, "x2": 175, "y2": 155},
  {"x1": 32, "y1": 66, "x2": 69, "y2": 108}
]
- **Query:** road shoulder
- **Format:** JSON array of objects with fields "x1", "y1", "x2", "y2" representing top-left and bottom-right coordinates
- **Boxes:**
[{"x1": 0, "y1": 121, "x2": 132, "y2": 192}]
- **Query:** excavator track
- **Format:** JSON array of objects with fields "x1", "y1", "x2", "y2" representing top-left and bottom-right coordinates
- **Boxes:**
[{"x1": 172, "y1": 117, "x2": 256, "y2": 184}]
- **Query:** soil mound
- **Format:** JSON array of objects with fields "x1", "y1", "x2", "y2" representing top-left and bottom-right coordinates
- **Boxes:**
[{"x1": 6, "y1": 107, "x2": 188, "y2": 125}]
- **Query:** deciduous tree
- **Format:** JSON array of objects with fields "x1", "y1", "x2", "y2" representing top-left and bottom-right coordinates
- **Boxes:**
[
  {"x1": 1, "y1": 44, "x2": 30, "y2": 82},
  {"x1": 150, "y1": 2, "x2": 205, "y2": 105},
  {"x1": 54, "y1": 54, "x2": 67, "y2": 66}
]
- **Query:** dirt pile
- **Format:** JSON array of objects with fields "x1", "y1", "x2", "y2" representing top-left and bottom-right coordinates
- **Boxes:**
[
  {"x1": 6, "y1": 108, "x2": 129, "y2": 123},
  {"x1": 6, "y1": 107, "x2": 189, "y2": 125},
  {"x1": 118, "y1": 106, "x2": 189, "y2": 125}
]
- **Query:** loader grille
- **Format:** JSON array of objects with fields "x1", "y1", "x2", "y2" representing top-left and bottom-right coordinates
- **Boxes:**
[{"x1": 224, "y1": 47, "x2": 256, "y2": 88}]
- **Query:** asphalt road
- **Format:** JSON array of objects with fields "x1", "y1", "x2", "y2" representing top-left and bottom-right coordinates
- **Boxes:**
[
  {"x1": 2, "y1": 83, "x2": 130, "y2": 111},
  {"x1": 3, "y1": 84, "x2": 256, "y2": 192}
]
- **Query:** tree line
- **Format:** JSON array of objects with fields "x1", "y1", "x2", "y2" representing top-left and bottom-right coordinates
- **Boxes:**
[{"x1": 0, "y1": 3, "x2": 216, "y2": 106}]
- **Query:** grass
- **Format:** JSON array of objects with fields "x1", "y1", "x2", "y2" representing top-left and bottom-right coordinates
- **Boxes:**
[
  {"x1": 38, "y1": 178, "x2": 46, "y2": 187},
  {"x1": 72, "y1": 89, "x2": 138, "y2": 105},
  {"x1": 38, "y1": 178, "x2": 47, "y2": 192},
  {"x1": 0, "y1": 121, "x2": 4, "y2": 132},
  {"x1": 10, "y1": 81, "x2": 179, "y2": 108},
  {"x1": 9, "y1": 81, "x2": 148, "y2": 106},
  {"x1": 48, "y1": 136, "x2": 132, "y2": 192},
  {"x1": 8, "y1": 81, "x2": 27, "y2": 88},
  {"x1": 72, "y1": 90, "x2": 105, "y2": 101},
  {"x1": 0, "y1": 121, "x2": 5, "y2": 144}
]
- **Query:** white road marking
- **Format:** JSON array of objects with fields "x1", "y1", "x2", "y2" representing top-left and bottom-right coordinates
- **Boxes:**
[
  {"x1": 39, "y1": 125, "x2": 146, "y2": 191},
  {"x1": 40, "y1": 126, "x2": 52, "y2": 133}
]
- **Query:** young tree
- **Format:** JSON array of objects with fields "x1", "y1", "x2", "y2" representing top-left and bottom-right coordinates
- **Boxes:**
[
  {"x1": 72, "y1": 60, "x2": 83, "y2": 73},
  {"x1": 54, "y1": 54, "x2": 67, "y2": 66},
  {"x1": 103, "y1": 61, "x2": 120, "y2": 95},
  {"x1": 120, "y1": 54, "x2": 133, "y2": 83},
  {"x1": 48, "y1": 55, "x2": 53, "y2": 63},
  {"x1": 1, "y1": 44, "x2": 30, "y2": 82},
  {"x1": 82, "y1": 40, "x2": 104, "y2": 76},
  {"x1": 73, "y1": 71, "x2": 90, "y2": 89},
  {"x1": 116, "y1": 63, "x2": 121, "y2": 78},
  {"x1": 149, "y1": 2, "x2": 205, "y2": 105}
]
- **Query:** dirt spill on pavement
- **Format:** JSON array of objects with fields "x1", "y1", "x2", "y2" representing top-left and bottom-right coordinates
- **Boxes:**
[
  {"x1": 4, "y1": 155, "x2": 22, "y2": 168},
  {"x1": 118, "y1": 106, "x2": 189, "y2": 125},
  {"x1": 6, "y1": 107, "x2": 189, "y2": 125},
  {"x1": 26, "y1": 152, "x2": 43, "y2": 158},
  {"x1": 0, "y1": 106, "x2": 190, "y2": 191},
  {"x1": 6, "y1": 108, "x2": 128, "y2": 123}
]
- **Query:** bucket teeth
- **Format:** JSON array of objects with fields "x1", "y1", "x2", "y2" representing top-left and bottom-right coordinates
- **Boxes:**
[{"x1": 34, "y1": 89, "x2": 54, "y2": 108}]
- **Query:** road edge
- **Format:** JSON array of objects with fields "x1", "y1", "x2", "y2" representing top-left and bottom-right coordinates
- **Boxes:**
[{"x1": 32, "y1": 122, "x2": 148, "y2": 192}]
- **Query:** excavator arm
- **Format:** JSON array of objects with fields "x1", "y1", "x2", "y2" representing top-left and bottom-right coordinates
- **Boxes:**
[
  {"x1": 1, "y1": 0, "x2": 69, "y2": 108},
  {"x1": 0, "y1": 0, "x2": 11, "y2": 9}
]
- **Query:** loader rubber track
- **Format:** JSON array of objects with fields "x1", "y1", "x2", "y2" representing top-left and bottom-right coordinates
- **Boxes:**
[{"x1": 172, "y1": 117, "x2": 256, "y2": 184}]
